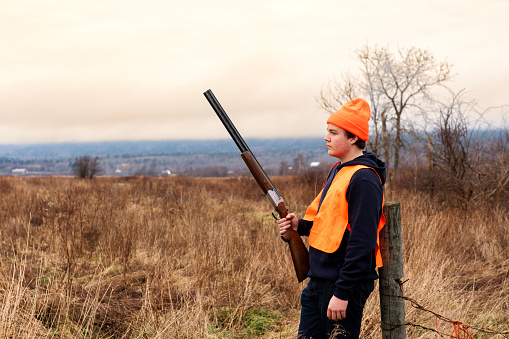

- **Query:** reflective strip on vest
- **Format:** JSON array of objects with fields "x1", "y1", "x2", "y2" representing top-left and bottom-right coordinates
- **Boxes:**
[{"x1": 303, "y1": 164, "x2": 385, "y2": 267}]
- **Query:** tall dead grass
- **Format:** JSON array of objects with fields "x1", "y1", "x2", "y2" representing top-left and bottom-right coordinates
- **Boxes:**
[{"x1": 0, "y1": 175, "x2": 507, "y2": 338}]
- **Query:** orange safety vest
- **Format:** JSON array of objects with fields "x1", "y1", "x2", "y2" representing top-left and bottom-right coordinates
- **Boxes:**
[{"x1": 303, "y1": 164, "x2": 385, "y2": 267}]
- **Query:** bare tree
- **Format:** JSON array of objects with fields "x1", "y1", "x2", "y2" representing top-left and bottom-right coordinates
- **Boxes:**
[
  {"x1": 427, "y1": 91, "x2": 476, "y2": 208},
  {"x1": 409, "y1": 89, "x2": 509, "y2": 209},
  {"x1": 72, "y1": 156, "x2": 103, "y2": 179},
  {"x1": 318, "y1": 44, "x2": 452, "y2": 182}
]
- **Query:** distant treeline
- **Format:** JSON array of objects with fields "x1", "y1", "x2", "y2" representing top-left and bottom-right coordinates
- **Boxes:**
[
  {"x1": 0, "y1": 138, "x2": 333, "y2": 177},
  {"x1": 0, "y1": 138, "x2": 325, "y2": 159}
]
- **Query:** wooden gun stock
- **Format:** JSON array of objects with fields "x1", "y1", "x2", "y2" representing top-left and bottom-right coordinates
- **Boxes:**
[
  {"x1": 277, "y1": 209, "x2": 311, "y2": 283},
  {"x1": 283, "y1": 224, "x2": 310, "y2": 283}
]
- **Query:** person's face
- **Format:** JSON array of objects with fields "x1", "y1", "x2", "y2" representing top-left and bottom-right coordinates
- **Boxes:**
[{"x1": 324, "y1": 124, "x2": 357, "y2": 160}]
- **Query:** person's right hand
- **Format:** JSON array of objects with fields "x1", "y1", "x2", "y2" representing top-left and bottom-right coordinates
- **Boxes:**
[{"x1": 277, "y1": 213, "x2": 298, "y2": 235}]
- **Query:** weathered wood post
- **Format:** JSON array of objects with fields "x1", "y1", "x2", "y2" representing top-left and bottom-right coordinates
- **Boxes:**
[{"x1": 379, "y1": 201, "x2": 406, "y2": 338}]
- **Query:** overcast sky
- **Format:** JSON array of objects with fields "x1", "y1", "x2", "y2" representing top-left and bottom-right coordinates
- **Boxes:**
[{"x1": 1, "y1": 0, "x2": 508, "y2": 144}]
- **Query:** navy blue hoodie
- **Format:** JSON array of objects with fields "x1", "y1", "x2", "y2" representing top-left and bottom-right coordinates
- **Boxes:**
[{"x1": 297, "y1": 152, "x2": 386, "y2": 301}]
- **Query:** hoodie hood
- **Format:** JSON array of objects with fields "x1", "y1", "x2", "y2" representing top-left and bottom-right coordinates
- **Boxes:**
[{"x1": 341, "y1": 151, "x2": 387, "y2": 185}]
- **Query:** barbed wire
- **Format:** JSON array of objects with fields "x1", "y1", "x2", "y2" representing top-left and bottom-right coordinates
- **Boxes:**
[{"x1": 381, "y1": 280, "x2": 509, "y2": 338}]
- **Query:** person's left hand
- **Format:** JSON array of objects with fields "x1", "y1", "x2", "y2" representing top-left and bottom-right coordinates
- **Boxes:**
[{"x1": 327, "y1": 295, "x2": 348, "y2": 321}]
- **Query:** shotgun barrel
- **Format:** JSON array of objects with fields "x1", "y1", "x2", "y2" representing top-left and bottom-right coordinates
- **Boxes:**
[{"x1": 204, "y1": 89, "x2": 310, "y2": 282}]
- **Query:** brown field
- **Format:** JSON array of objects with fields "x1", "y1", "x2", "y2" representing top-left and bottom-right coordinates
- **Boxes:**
[{"x1": 0, "y1": 175, "x2": 508, "y2": 338}]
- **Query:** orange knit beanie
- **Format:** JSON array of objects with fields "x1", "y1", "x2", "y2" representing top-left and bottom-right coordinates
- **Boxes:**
[{"x1": 326, "y1": 98, "x2": 370, "y2": 141}]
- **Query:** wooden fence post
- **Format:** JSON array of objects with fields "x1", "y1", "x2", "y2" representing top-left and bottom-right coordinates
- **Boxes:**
[{"x1": 379, "y1": 201, "x2": 406, "y2": 338}]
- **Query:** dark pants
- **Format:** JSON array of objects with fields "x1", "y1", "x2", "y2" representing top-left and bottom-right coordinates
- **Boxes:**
[{"x1": 298, "y1": 278, "x2": 374, "y2": 339}]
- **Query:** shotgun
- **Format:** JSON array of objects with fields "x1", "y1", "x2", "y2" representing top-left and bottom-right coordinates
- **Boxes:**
[{"x1": 203, "y1": 89, "x2": 310, "y2": 283}]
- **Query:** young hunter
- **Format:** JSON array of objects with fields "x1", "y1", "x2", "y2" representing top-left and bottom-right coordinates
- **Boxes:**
[{"x1": 278, "y1": 98, "x2": 386, "y2": 339}]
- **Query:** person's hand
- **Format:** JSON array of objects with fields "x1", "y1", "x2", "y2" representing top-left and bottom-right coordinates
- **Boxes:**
[
  {"x1": 327, "y1": 296, "x2": 348, "y2": 321},
  {"x1": 277, "y1": 213, "x2": 298, "y2": 235}
]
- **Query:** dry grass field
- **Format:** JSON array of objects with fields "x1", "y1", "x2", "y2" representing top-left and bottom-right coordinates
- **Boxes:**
[{"x1": 0, "y1": 174, "x2": 508, "y2": 338}]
